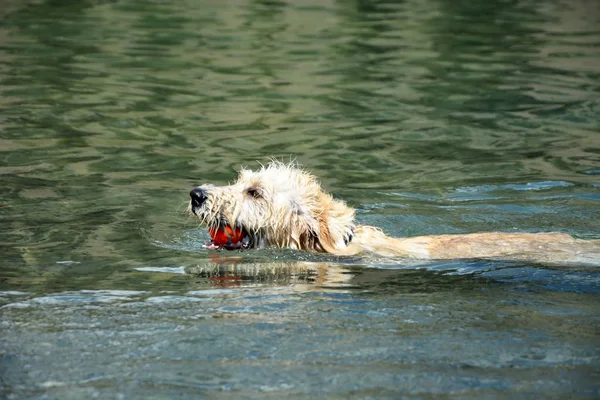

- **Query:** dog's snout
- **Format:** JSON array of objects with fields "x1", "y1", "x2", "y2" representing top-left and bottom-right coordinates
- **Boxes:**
[{"x1": 190, "y1": 187, "x2": 208, "y2": 208}]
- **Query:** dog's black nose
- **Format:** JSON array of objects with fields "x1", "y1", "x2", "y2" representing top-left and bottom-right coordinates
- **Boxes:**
[{"x1": 190, "y1": 187, "x2": 208, "y2": 208}]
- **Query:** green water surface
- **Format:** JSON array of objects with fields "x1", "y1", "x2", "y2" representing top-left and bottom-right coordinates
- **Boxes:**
[{"x1": 1, "y1": 0, "x2": 599, "y2": 399}]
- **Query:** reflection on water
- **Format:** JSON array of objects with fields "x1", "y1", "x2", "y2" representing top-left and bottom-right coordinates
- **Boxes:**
[
  {"x1": 1, "y1": 0, "x2": 599, "y2": 398},
  {"x1": 2, "y1": 264, "x2": 599, "y2": 399}
]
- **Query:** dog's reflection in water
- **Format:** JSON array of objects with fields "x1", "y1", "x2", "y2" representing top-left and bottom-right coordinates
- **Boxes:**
[{"x1": 186, "y1": 254, "x2": 354, "y2": 287}]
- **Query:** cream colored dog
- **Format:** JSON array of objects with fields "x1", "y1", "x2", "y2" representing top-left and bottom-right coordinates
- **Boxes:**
[{"x1": 189, "y1": 161, "x2": 600, "y2": 265}]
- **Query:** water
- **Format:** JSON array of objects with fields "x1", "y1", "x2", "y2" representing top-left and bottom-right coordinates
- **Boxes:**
[{"x1": 1, "y1": 0, "x2": 599, "y2": 398}]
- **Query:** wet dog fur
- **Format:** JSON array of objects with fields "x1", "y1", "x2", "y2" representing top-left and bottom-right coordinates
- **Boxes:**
[{"x1": 189, "y1": 161, "x2": 599, "y2": 265}]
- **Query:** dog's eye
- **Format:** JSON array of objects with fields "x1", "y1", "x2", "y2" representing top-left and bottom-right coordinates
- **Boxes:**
[{"x1": 246, "y1": 188, "x2": 260, "y2": 198}]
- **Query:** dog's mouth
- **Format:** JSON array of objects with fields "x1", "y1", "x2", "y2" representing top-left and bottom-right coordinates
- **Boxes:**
[
  {"x1": 205, "y1": 225, "x2": 252, "y2": 250},
  {"x1": 189, "y1": 200, "x2": 254, "y2": 250}
]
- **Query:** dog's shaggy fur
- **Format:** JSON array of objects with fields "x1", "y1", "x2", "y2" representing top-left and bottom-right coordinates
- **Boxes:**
[{"x1": 189, "y1": 161, "x2": 600, "y2": 265}]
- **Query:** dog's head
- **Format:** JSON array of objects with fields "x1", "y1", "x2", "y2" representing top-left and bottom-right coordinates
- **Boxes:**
[{"x1": 189, "y1": 161, "x2": 355, "y2": 253}]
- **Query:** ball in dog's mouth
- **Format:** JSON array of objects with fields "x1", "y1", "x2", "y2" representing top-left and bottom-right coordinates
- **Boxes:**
[{"x1": 206, "y1": 226, "x2": 251, "y2": 250}]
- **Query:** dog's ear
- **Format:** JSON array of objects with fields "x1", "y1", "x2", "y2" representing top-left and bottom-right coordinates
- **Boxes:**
[{"x1": 314, "y1": 195, "x2": 355, "y2": 254}]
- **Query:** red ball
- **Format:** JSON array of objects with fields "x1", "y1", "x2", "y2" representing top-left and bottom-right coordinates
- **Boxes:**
[{"x1": 209, "y1": 226, "x2": 244, "y2": 246}]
